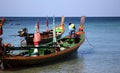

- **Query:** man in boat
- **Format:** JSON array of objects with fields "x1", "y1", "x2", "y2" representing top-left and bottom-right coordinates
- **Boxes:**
[
  {"x1": 68, "y1": 23, "x2": 76, "y2": 38},
  {"x1": 18, "y1": 28, "x2": 28, "y2": 37}
]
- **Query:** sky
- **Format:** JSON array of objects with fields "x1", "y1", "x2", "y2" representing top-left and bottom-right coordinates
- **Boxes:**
[{"x1": 0, "y1": 0, "x2": 120, "y2": 17}]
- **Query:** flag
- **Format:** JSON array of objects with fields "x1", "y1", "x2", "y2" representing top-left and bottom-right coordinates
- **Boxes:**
[
  {"x1": 53, "y1": 16, "x2": 56, "y2": 43},
  {"x1": 33, "y1": 20, "x2": 41, "y2": 47},
  {"x1": 35, "y1": 21, "x2": 40, "y2": 33}
]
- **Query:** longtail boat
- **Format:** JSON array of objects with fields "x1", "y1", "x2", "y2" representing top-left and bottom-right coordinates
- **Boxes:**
[
  {"x1": 19, "y1": 16, "x2": 65, "y2": 45},
  {"x1": 1, "y1": 16, "x2": 85, "y2": 69}
]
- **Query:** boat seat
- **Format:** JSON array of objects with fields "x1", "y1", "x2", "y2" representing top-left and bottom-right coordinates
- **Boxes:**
[{"x1": 44, "y1": 49, "x2": 52, "y2": 55}]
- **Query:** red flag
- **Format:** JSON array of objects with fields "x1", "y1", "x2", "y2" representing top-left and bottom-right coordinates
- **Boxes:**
[{"x1": 33, "y1": 20, "x2": 41, "y2": 47}]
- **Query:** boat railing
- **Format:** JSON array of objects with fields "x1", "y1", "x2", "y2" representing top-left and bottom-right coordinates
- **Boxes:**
[{"x1": 6, "y1": 46, "x2": 60, "y2": 50}]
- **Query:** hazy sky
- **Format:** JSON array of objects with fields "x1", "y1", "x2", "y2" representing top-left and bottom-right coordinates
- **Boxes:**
[{"x1": 0, "y1": 0, "x2": 120, "y2": 17}]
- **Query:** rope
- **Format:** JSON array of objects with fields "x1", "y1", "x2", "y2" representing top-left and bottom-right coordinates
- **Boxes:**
[
  {"x1": 84, "y1": 24, "x2": 95, "y2": 48},
  {"x1": 85, "y1": 34, "x2": 95, "y2": 48},
  {"x1": 79, "y1": 16, "x2": 95, "y2": 48}
]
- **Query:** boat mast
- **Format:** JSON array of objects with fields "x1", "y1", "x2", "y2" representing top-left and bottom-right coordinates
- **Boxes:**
[
  {"x1": 46, "y1": 17, "x2": 49, "y2": 32},
  {"x1": 60, "y1": 16, "x2": 65, "y2": 31},
  {"x1": 79, "y1": 16, "x2": 85, "y2": 31},
  {"x1": 53, "y1": 16, "x2": 57, "y2": 43},
  {"x1": 80, "y1": 16, "x2": 85, "y2": 25}
]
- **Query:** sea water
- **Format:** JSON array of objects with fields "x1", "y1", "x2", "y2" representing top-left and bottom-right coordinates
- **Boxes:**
[{"x1": 0, "y1": 17, "x2": 120, "y2": 73}]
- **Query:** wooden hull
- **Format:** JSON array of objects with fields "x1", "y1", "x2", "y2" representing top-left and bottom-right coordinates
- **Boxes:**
[{"x1": 2, "y1": 47, "x2": 79, "y2": 68}]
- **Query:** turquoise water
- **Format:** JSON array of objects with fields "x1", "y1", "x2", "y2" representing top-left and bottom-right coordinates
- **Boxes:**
[{"x1": 0, "y1": 17, "x2": 120, "y2": 73}]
